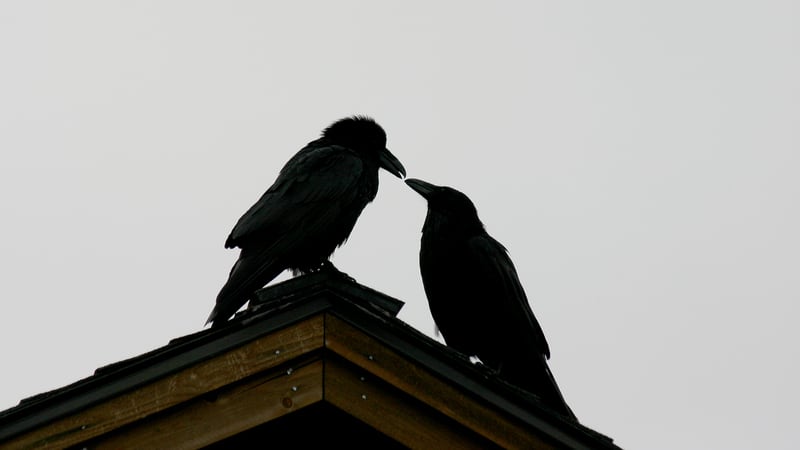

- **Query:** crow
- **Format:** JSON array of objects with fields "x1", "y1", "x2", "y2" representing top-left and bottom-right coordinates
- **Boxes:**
[
  {"x1": 207, "y1": 116, "x2": 406, "y2": 326},
  {"x1": 405, "y1": 178, "x2": 575, "y2": 419}
]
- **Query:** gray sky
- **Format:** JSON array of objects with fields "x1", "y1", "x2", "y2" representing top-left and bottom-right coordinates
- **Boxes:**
[{"x1": 1, "y1": 2, "x2": 798, "y2": 448}]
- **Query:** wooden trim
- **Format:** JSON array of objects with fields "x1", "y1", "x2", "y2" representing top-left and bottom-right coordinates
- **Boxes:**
[
  {"x1": 85, "y1": 358, "x2": 324, "y2": 449},
  {"x1": 325, "y1": 356, "x2": 492, "y2": 449},
  {"x1": 6, "y1": 316, "x2": 324, "y2": 450},
  {"x1": 4, "y1": 312, "x2": 568, "y2": 449},
  {"x1": 324, "y1": 314, "x2": 557, "y2": 449}
]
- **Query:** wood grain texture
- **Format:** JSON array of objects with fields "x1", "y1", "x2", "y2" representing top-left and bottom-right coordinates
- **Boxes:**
[
  {"x1": 324, "y1": 315, "x2": 557, "y2": 449},
  {"x1": 5, "y1": 316, "x2": 324, "y2": 450},
  {"x1": 3, "y1": 312, "x2": 568, "y2": 449},
  {"x1": 85, "y1": 358, "x2": 324, "y2": 449},
  {"x1": 325, "y1": 356, "x2": 493, "y2": 449}
]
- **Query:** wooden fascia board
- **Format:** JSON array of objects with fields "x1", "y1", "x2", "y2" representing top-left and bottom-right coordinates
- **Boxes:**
[
  {"x1": 324, "y1": 355, "x2": 495, "y2": 449},
  {"x1": 2, "y1": 316, "x2": 325, "y2": 450},
  {"x1": 85, "y1": 357, "x2": 324, "y2": 449},
  {"x1": 324, "y1": 313, "x2": 560, "y2": 450},
  {"x1": 3, "y1": 308, "x2": 592, "y2": 450},
  {"x1": 0, "y1": 298, "x2": 333, "y2": 444}
]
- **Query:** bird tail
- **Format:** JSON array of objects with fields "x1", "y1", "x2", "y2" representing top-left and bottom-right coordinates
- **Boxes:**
[
  {"x1": 540, "y1": 359, "x2": 577, "y2": 420},
  {"x1": 501, "y1": 354, "x2": 577, "y2": 420},
  {"x1": 207, "y1": 248, "x2": 283, "y2": 327}
]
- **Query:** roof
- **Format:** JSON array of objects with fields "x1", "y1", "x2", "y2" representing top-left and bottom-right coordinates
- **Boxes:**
[{"x1": 0, "y1": 272, "x2": 621, "y2": 449}]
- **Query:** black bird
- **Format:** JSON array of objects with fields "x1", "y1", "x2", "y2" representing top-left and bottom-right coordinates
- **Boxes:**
[
  {"x1": 207, "y1": 116, "x2": 406, "y2": 326},
  {"x1": 405, "y1": 178, "x2": 575, "y2": 419}
]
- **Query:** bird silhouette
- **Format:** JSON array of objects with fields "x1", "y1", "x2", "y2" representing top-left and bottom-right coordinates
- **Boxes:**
[
  {"x1": 207, "y1": 116, "x2": 405, "y2": 326},
  {"x1": 406, "y1": 178, "x2": 575, "y2": 419}
]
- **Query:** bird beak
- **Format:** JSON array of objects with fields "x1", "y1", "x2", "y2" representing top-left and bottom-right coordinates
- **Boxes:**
[
  {"x1": 405, "y1": 178, "x2": 437, "y2": 199},
  {"x1": 379, "y1": 148, "x2": 407, "y2": 179}
]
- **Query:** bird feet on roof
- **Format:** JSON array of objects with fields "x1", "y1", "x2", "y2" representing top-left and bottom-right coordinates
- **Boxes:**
[
  {"x1": 293, "y1": 261, "x2": 356, "y2": 282},
  {"x1": 318, "y1": 260, "x2": 356, "y2": 283}
]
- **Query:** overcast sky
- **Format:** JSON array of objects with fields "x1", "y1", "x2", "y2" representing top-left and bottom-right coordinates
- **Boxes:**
[{"x1": 1, "y1": 2, "x2": 798, "y2": 449}]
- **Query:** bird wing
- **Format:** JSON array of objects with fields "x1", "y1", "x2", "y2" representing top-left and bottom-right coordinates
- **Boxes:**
[
  {"x1": 225, "y1": 143, "x2": 365, "y2": 248},
  {"x1": 467, "y1": 235, "x2": 575, "y2": 419},
  {"x1": 209, "y1": 144, "x2": 366, "y2": 325},
  {"x1": 467, "y1": 235, "x2": 551, "y2": 359}
]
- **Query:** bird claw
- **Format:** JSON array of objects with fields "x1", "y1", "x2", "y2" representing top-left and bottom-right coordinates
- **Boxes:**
[{"x1": 298, "y1": 261, "x2": 356, "y2": 283}]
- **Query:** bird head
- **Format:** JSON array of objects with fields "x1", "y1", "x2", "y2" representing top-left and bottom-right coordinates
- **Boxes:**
[
  {"x1": 405, "y1": 178, "x2": 484, "y2": 233},
  {"x1": 323, "y1": 116, "x2": 406, "y2": 178}
]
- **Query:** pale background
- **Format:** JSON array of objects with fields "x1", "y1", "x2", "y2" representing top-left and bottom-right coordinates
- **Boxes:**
[{"x1": 1, "y1": 2, "x2": 798, "y2": 449}]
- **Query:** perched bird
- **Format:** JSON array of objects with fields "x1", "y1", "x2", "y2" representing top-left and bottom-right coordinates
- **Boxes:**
[
  {"x1": 207, "y1": 116, "x2": 406, "y2": 326},
  {"x1": 405, "y1": 178, "x2": 575, "y2": 419}
]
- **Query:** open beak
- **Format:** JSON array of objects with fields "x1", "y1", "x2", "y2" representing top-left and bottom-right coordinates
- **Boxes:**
[
  {"x1": 379, "y1": 148, "x2": 407, "y2": 179},
  {"x1": 405, "y1": 178, "x2": 437, "y2": 199}
]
